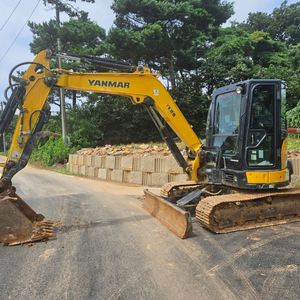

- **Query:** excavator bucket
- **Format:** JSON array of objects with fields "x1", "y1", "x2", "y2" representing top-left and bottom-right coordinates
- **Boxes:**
[
  {"x1": 0, "y1": 193, "x2": 53, "y2": 246},
  {"x1": 143, "y1": 189, "x2": 192, "y2": 238}
]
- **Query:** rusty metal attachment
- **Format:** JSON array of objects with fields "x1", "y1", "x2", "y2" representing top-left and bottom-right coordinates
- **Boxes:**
[
  {"x1": 143, "y1": 189, "x2": 192, "y2": 239},
  {"x1": 0, "y1": 191, "x2": 53, "y2": 246}
]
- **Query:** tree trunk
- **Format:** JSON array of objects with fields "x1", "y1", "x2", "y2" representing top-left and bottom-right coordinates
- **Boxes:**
[
  {"x1": 168, "y1": 49, "x2": 176, "y2": 89},
  {"x1": 72, "y1": 91, "x2": 76, "y2": 108}
]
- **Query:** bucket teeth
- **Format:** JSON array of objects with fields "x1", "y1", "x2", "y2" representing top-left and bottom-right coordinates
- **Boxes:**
[
  {"x1": 33, "y1": 220, "x2": 54, "y2": 236},
  {"x1": 0, "y1": 191, "x2": 54, "y2": 246},
  {"x1": 8, "y1": 220, "x2": 54, "y2": 246}
]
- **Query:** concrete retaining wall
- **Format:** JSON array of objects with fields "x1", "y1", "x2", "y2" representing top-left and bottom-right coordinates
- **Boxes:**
[
  {"x1": 289, "y1": 158, "x2": 300, "y2": 176},
  {"x1": 67, "y1": 154, "x2": 187, "y2": 186},
  {"x1": 67, "y1": 154, "x2": 300, "y2": 187}
]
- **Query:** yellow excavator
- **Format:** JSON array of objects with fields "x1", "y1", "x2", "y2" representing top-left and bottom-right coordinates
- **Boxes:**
[{"x1": 0, "y1": 49, "x2": 299, "y2": 245}]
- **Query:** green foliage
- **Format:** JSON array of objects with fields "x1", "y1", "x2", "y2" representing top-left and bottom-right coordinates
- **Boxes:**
[
  {"x1": 287, "y1": 103, "x2": 300, "y2": 128},
  {"x1": 44, "y1": 108, "x2": 100, "y2": 149},
  {"x1": 288, "y1": 135, "x2": 300, "y2": 150},
  {"x1": 66, "y1": 108, "x2": 100, "y2": 148},
  {"x1": 170, "y1": 75, "x2": 210, "y2": 137},
  {"x1": 30, "y1": 137, "x2": 71, "y2": 166},
  {"x1": 268, "y1": 0, "x2": 300, "y2": 45},
  {"x1": 109, "y1": 0, "x2": 234, "y2": 87},
  {"x1": 30, "y1": 107, "x2": 100, "y2": 165},
  {"x1": 81, "y1": 94, "x2": 161, "y2": 143}
]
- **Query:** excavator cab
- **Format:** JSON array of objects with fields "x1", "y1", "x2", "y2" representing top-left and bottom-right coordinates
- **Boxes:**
[{"x1": 204, "y1": 79, "x2": 290, "y2": 189}]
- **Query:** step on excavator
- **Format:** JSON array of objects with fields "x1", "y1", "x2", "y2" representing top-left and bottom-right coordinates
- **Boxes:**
[{"x1": 0, "y1": 49, "x2": 299, "y2": 245}]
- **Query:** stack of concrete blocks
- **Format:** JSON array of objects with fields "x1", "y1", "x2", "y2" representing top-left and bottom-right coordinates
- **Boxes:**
[
  {"x1": 289, "y1": 158, "x2": 300, "y2": 176},
  {"x1": 67, "y1": 154, "x2": 187, "y2": 186}
]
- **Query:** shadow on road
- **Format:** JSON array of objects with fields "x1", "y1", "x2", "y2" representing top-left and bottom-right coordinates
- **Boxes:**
[{"x1": 55, "y1": 214, "x2": 153, "y2": 235}]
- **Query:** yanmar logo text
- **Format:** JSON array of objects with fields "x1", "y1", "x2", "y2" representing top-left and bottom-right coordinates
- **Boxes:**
[
  {"x1": 166, "y1": 103, "x2": 176, "y2": 117},
  {"x1": 88, "y1": 79, "x2": 130, "y2": 88}
]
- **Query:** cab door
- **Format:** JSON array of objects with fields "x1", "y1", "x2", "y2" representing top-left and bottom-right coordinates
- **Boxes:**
[{"x1": 246, "y1": 84, "x2": 278, "y2": 168}]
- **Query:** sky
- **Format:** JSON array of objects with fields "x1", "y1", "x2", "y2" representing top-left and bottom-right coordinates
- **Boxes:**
[{"x1": 0, "y1": 0, "x2": 298, "y2": 104}]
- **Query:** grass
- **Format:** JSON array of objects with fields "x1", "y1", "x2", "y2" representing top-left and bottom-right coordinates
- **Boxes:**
[{"x1": 287, "y1": 134, "x2": 300, "y2": 151}]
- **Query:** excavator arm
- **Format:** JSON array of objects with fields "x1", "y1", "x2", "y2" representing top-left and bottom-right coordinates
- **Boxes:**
[
  {"x1": 1, "y1": 50, "x2": 204, "y2": 188},
  {"x1": 0, "y1": 49, "x2": 201, "y2": 244}
]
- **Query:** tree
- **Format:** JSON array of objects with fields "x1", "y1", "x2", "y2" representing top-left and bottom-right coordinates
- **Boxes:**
[
  {"x1": 29, "y1": 18, "x2": 106, "y2": 55},
  {"x1": 108, "y1": 0, "x2": 234, "y2": 88},
  {"x1": 170, "y1": 75, "x2": 210, "y2": 137},
  {"x1": 240, "y1": 12, "x2": 272, "y2": 33},
  {"x1": 250, "y1": 31, "x2": 288, "y2": 68},
  {"x1": 81, "y1": 94, "x2": 162, "y2": 144},
  {"x1": 28, "y1": 1, "x2": 107, "y2": 110},
  {"x1": 268, "y1": 0, "x2": 300, "y2": 45},
  {"x1": 200, "y1": 26, "x2": 254, "y2": 93}
]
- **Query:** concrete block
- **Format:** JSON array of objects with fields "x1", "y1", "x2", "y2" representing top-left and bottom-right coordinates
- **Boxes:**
[
  {"x1": 80, "y1": 166, "x2": 88, "y2": 176},
  {"x1": 98, "y1": 168, "x2": 107, "y2": 180},
  {"x1": 141, "y1": 157, "x2": 155, "y2": 173},
  {"x1": 121, "y1": 156, "x2": 133, "y2": 171},
  {"x1": 85, "y1": 155, "x2": 91, "y2": 167},
  {"x1": 88, "y1": 166, "x2": 97, "y2": 178},
  {"x1": 123, "y1": 170, "x2": 130, "y2": 183},
  {"x1": 151, "y1": 173, "x2": 169, "y2": 186},
  {"x1": 128, "y1": 171, "x2": 143, "y2": 185},
  {"x1": 154, "y1": 158, "x2": 166, "y2": 173},
  {"x1": 85, "y1": 155, "x2": 95, "y2": 167},
  {"x1": 111, "y1": 169, "x2": 123, "y2": 182},
  {"x1": 107, "y1": 169, "x2": 112, "y2": 180},
  {"x1": 289, "y1": 158, "x2": 300, "y2": 176},
  {"x1": 105, "y1": 156, "x2": 115, "y2": 169},
  {"x1": 94, "y1": 156, "x2": 103, "y2": 168},
  {"x1": 69, "y1": 154, "x2": 78, "y2": 165},
  {"x1": 142, "y1": 172, "x2": 152, "y2": 186},
  {"x1": 69, "y1": 163, "x2": 75, "y2": 173},
  {"x1": 72, "y1": 164, "x2": 79, "y2": 174},
  {"x1": 101, "y1": 156, "x2": 106, "y2": 168},
  {"x1": 78, "y1": 155, "x2": 84, "y2": 166},
  {"x1": 83, "y1": 155, "x2": 89, "y2": 165},
  {"x1": 132, "y1": 157, "x2": 141, "y2": 171},
  {"x1": 164, "y1": 157, "x2": 184, "y2": 174},
  {"x1": 74, "y1": 154, "x2": 79, "y2": 165},
  {"x1": 115, "y1": 156, "x2": 122, "y2": 169}
]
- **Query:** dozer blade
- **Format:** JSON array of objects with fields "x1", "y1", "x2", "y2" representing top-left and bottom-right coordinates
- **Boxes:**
[
  {"x1": 143, "y1": 189, "x2": 192, "y2": 239},
  {"x1": 0, "y1": 193, "x2": 54, "y2": 246}
]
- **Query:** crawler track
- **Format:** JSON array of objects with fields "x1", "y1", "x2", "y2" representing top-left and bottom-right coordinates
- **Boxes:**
[
  {"x1": 160, "y1": 180, "x2": 205, "y2": 198},
  {"x1": 196, "y1": 188, "x2": 300, "y2": 233}
]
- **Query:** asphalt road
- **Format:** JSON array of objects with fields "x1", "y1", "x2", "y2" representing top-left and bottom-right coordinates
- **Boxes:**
[{"x1": 1, "y1": 164, "x2": 300, "y2": 300}]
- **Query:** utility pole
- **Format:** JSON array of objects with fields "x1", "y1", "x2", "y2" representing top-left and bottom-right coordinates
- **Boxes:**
[{"x1": 56, "y1": 0, "x2": 67, "y2": 143}]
